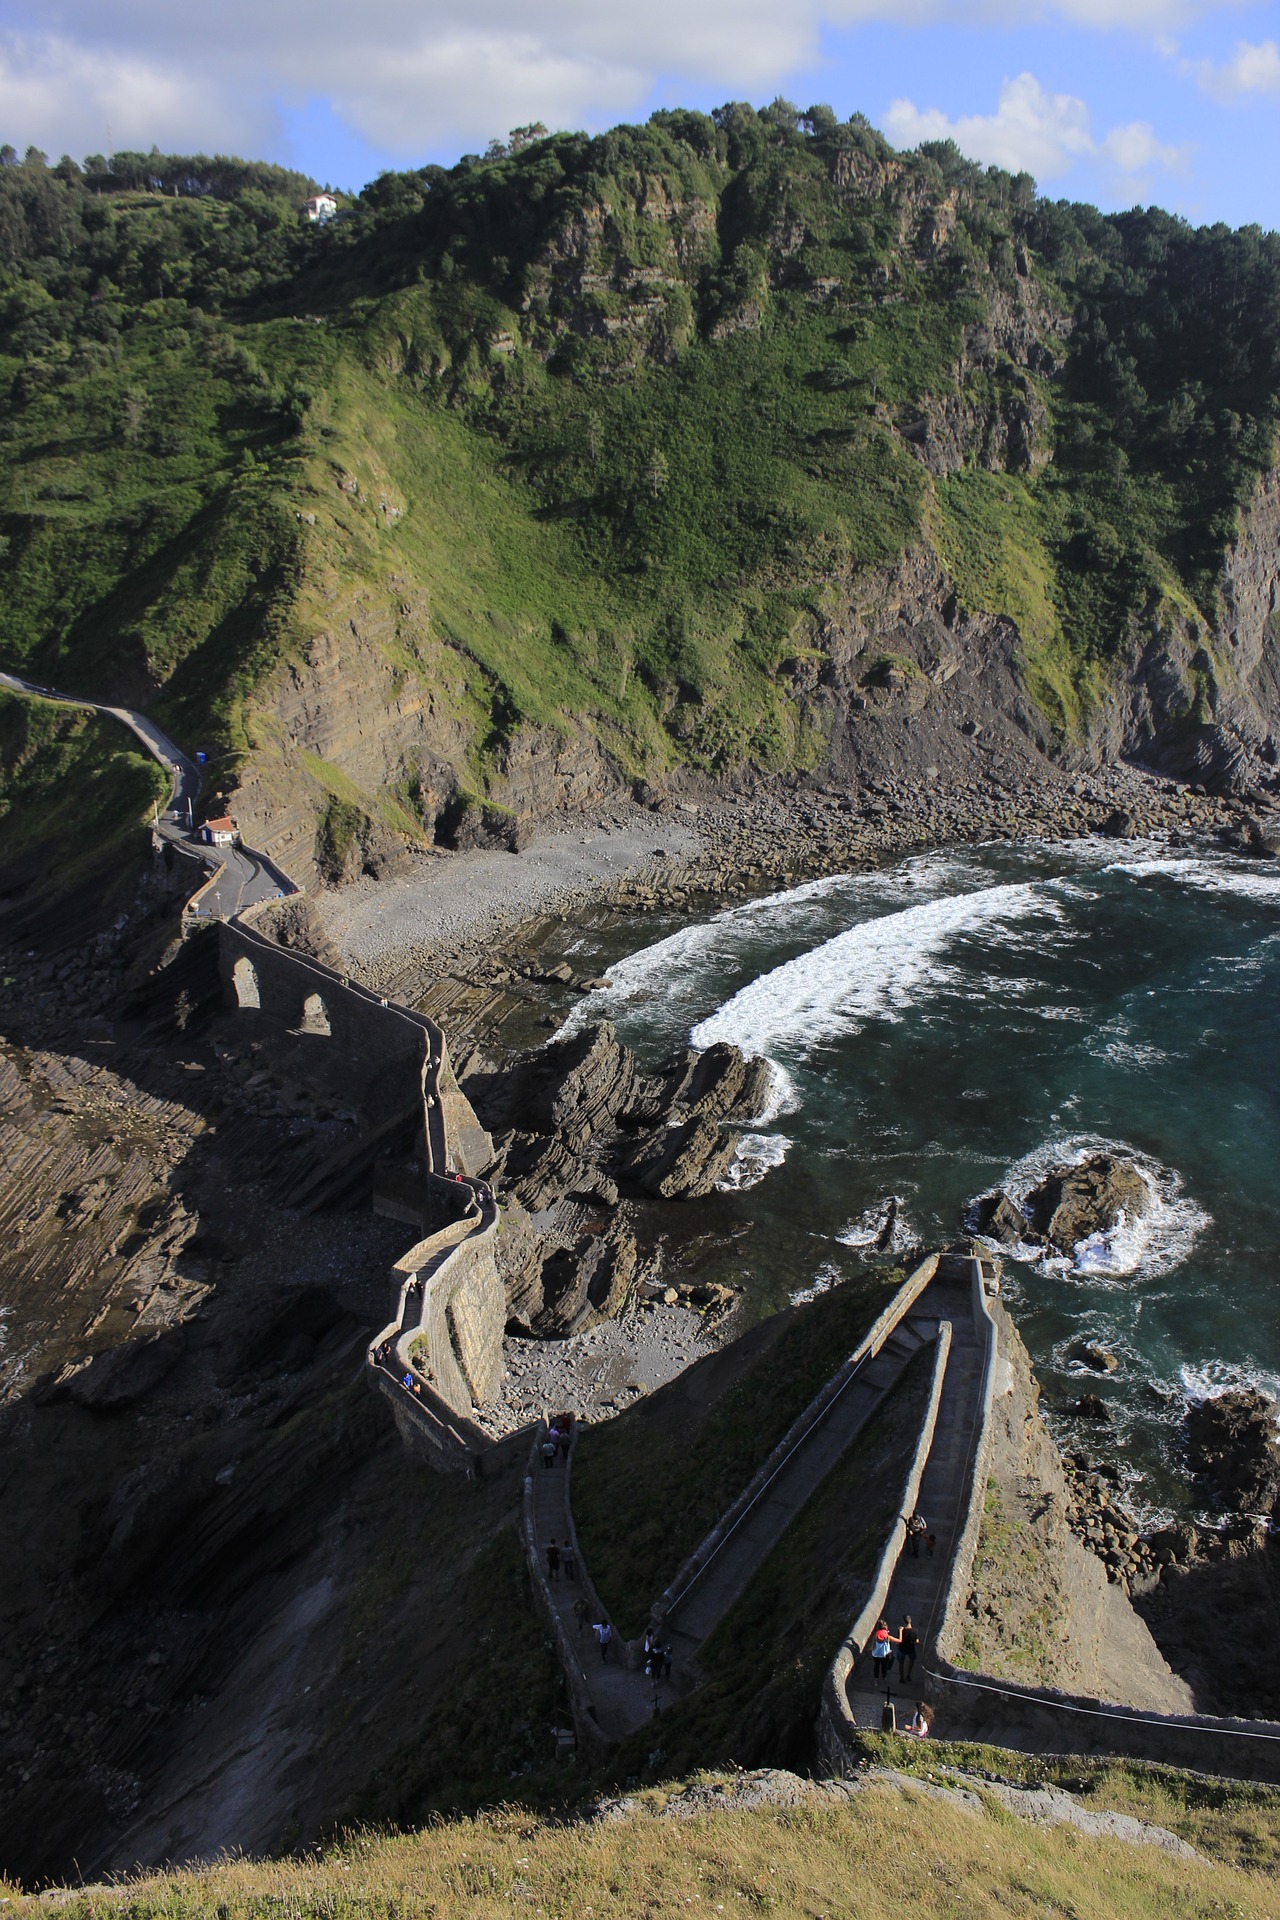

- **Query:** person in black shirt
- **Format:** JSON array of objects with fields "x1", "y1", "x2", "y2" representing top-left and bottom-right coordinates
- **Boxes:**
[{"x1": 896, "y1": 1615, "x2": 919, "y2": 1683}]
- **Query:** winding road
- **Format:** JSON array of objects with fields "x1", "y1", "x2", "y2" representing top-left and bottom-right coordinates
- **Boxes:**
[{"x1": 0, "y1": 668, "x2": 290, "y2": 915}]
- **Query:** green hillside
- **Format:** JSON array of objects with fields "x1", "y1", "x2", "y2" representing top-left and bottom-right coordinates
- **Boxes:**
[{"x1": 1, "y1": 112, "x2": 1278, "y2": 853}]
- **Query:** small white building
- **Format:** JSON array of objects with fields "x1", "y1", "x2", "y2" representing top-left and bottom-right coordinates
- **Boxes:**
[
  {"x1": 202, "y1": 816, "x2": 239, "y2": 847},
  {"x1": 303, "y1": 193, "x2": 338, "y2": 224}
]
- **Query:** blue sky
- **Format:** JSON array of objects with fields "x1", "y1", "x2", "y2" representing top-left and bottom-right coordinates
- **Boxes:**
[{"x1": 1, "y1": 0, "x2": 1277, "y2": 227}]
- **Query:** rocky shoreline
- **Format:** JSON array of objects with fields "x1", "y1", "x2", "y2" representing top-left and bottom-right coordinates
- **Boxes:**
[{"x1": 318, "y1": 760, "x2": 1272, "y2": 1006}]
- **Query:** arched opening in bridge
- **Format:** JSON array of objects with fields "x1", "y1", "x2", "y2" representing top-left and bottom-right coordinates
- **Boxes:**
[
  {"x1": 300, "y1": 991, "x2": 331, "y2": 1036},
  {"x1": 232, "y1": 955, "x2": 260, "y2": 1009}
]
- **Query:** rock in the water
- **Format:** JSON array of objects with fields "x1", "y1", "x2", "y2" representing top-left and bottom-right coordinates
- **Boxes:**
[
  {"x1": 1073, "y1": 1392, "x2": 1111, "y2": 1421},
  {"x1": 1080, "y1": 1343, "x2": 1121, "y2": 1373},
  {"x1": 1186, "y1": 1389, "x2": 1280, "y2": 1513},
  {"x1": 1025, "y1": 1153, "x2": 1150, "y2": 1253},
  {"x1": 659, "y1": 1043, "x2": 775, "y2": 1126},
  {"x1": 973, "y1": 1189, "x2": 1029, "y2": 1246},
  {"x1": 626, "y1": 1115, "x2": 741, "y2": 1199}
]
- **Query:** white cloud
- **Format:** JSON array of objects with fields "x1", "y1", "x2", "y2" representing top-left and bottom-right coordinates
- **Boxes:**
[
  {"x1": 0, "y1": 31, "x2": 265, "y2": 158},
  {"x1": 1190, "y1": 37, "x2": 1280, "y2": 97},
  {"x1": 884, "y1": 71, "x2": 1189, "y2": 186},
  {"x1": 0, "y1": 0, "x2": 1242, "y2": 168}
]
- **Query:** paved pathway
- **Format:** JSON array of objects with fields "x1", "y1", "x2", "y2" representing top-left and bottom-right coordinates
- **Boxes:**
[
  {"x1": 660, "y1": 1307, "x2": 943, "y2": 1671},
  {"x1": 838, "y1": 1272, "x2": 984, "y2": 1730},
  {"x1": 0, "y1": 668, "x2": 289, "y2": 914},
  {"x1": 527, "y1": 1447, "x2": 656, "y2": 1740},
  {"x1": 529, "y1": 1274, "x2": 964, "y2": 1744}
]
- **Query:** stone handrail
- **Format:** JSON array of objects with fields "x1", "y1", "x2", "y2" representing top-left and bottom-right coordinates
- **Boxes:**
[
  {"x1": 930, "y1": 1256, "x2": 1002, "y2": 1668},
  {"x1": 653, "y1": 1251, "x2": 941, "y2": 1625},
  {"x1": 822, "y1": 1320, "x2": 952, "y2": 1721}
]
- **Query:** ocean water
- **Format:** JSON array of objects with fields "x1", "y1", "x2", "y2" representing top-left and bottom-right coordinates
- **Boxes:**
[{"x1": 558, "y1": 838, "x2": 1280, "y2": 1520}]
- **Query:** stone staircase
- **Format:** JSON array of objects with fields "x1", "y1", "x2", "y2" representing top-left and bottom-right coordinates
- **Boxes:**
[{"x1": 662, "y1": 1310, "x2": 941, "y2": 1669}]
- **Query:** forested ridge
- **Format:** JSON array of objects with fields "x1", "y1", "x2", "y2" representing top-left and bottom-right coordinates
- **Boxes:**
[{"x1": 1, "y1": 103, "x2": 1278, "y2": 861}]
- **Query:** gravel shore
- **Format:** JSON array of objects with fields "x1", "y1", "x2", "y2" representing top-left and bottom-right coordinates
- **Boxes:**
[
  {"x1": 472, "y1": 1299, "x2": 718, "y2": 1438},
  {"x1": 317, "y1": 804, "x2": 702, "y2": 979},
  {"x1": 316, "y1": 763, "x2": 1262, "y2": 996}
]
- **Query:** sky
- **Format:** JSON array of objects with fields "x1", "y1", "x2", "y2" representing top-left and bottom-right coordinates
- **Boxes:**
[{"x1": 0, "y1": 0, "x2": 1277, "y2": 228}]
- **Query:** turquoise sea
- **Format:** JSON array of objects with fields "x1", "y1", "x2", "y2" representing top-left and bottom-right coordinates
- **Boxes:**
[{"x1": 556, "y1": 838, "x2": 1280, "y2": 1522}]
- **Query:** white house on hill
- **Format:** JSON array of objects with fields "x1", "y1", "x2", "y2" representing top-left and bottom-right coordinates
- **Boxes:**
[{"x1": 304, "y1": 193, "x2": 338, "y2": 224}]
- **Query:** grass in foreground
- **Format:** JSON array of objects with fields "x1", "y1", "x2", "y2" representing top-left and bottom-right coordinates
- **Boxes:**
[{"x1": 8, "y1": 1776, "x2": 1276, "y2": 1918}]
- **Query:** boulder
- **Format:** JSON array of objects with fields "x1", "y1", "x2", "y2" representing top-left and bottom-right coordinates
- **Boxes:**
[
  {"x1": 536, "y1": 1224, "x2": 638, "y2": 1336},
  {"x1": 1025, "y1": 1153, "x2": 1150, "y2": 1253},
  {"x1": 503, "y1": 1022, "x2": 642, "y2": 1145},
  {"x1": 972, "y1": 1189, "x2": 1029, "y2": 1246},
  {"x1": 1073, "y1": 1393, "x2": 1111, "y2": 1421},
  {"x1": 1186, "y1": 1389, "x2": 1280, "y2": 1513},
  {"x1": 657, "y1": 1043, "x2": 775, "y2": 1126},
  {"x1": 1079, "y1": 1343, "x2": 1121, "y2": 1374}
]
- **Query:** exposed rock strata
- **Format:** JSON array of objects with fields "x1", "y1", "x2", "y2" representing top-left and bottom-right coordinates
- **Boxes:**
[
  {"x1": 473, "y1": 1023, "x2": 765, "y2": 1335},
  {"x1": 1185, "y1": 1388, "x2": 1280, "y2": 1515}
]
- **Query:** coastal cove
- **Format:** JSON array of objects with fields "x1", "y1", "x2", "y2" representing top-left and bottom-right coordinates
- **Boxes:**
[{"x1": 530, "y1": 835, "x2": 1280, "y2": 1523}]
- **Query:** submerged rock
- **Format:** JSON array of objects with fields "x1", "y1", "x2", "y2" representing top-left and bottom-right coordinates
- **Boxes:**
[
  {"x1": 1025, "y1": 1153, "x2": 1150, "y2": 1253},
  {"x1": 1186, "y1": 1388, "x2": 1280, "y2": 1513}
]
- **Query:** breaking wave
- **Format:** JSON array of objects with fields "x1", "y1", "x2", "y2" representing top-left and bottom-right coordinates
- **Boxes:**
[
  {"x1": 836, "y1": 1195, "x2": 919, "y2": 1257},
  {"x1": 691, "y1": 881, "x2": 1063, "y2": 1058},
  {"x1": 717, "y1": 1132, "x2": 790, "y2": 1191}
]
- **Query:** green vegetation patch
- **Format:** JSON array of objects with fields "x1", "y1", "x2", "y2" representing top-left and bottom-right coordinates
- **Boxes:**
[
  {"x1": 0, "y1": 689, "x2": 165, "y2": 917},
  {"x1": 573, "y1": 1270, "x2": 897, "y2": 1636}
]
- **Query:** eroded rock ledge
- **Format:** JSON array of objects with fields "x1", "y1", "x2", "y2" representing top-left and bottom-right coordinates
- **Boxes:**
[{"x1": 463, "y1": 1023, "x2": 771, "y2": 1336}]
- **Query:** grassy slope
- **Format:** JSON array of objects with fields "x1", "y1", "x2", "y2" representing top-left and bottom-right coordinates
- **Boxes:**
[
  {"x1": 2, "y1": 123, "x2": 1278, "y2": 889},
  {"x1": 0, "y1": 690, "x2": 166, "y2": 916},
  {"x1": 572, "y1": 1273, "x2": 898, "y2": 1637},
  {"x1": 9, "y1": 1772, "x2": 1276, "y2": 1917}
]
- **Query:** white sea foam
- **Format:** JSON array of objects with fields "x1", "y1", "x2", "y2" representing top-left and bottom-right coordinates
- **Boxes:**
[
  {"x1": 837, "y1": 1195, "x2": 919, "y2": 1256},
  {"x1": 973, "y1": 1134, "x2": 1210, "y2": 1283},
  {"x1": 691, "y1": 881, "x2": 1062, "y2": 1058},
  {"x1": 790, "y1": 1260, "x2": 843, "y2": 1306},
  {"x1": 1178, "y1": 1358, "x2": 1280, "y2": 1410},
  {"x1": 558, "y1": 847, "x2": 999, "y2": 1040},
  {"x1": 717, "y1": 1132, "x2": 790, "y2": 1191},
  {"x1": 1107, "y1": 852, "x2": 1280, "y2": 905}
]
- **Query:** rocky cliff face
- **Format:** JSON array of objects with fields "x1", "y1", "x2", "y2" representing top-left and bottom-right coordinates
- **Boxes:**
[{"x1": 963, "y1": 1305, "x2": 1196, "y2": 1715}]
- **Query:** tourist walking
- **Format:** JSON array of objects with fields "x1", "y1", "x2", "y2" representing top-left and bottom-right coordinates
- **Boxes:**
[
  {"x1": 542, "y1": 1434, "x2": 558, "y2": 1469},
  {"x1": 896, "y1": 1616, "x2": 919, "y2": 1683},
  {"x1": 562, "y1": 1540, "x2": 577, "y2": 1581},
  {"x1": 905, "y1": 1512, "x2": 927, "y2": 1558},
  {"x1": 573, "y1": 1597, "x2": 589, "y2": 1638},
  {"x1": 868, "y1": 1617, "x2": 898, "y2": 1682},
  {"x1": 593, "y1": 1620, "x2": 613, "y2": 1663},
  {"x1": 546, "y1": 1539, "x2": 561, "y2": 1582}
]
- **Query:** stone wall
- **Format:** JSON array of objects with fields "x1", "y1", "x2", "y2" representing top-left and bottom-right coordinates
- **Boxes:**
[{"x1": 215, "y1": 903, "x2": 504, "y2": 1467}]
